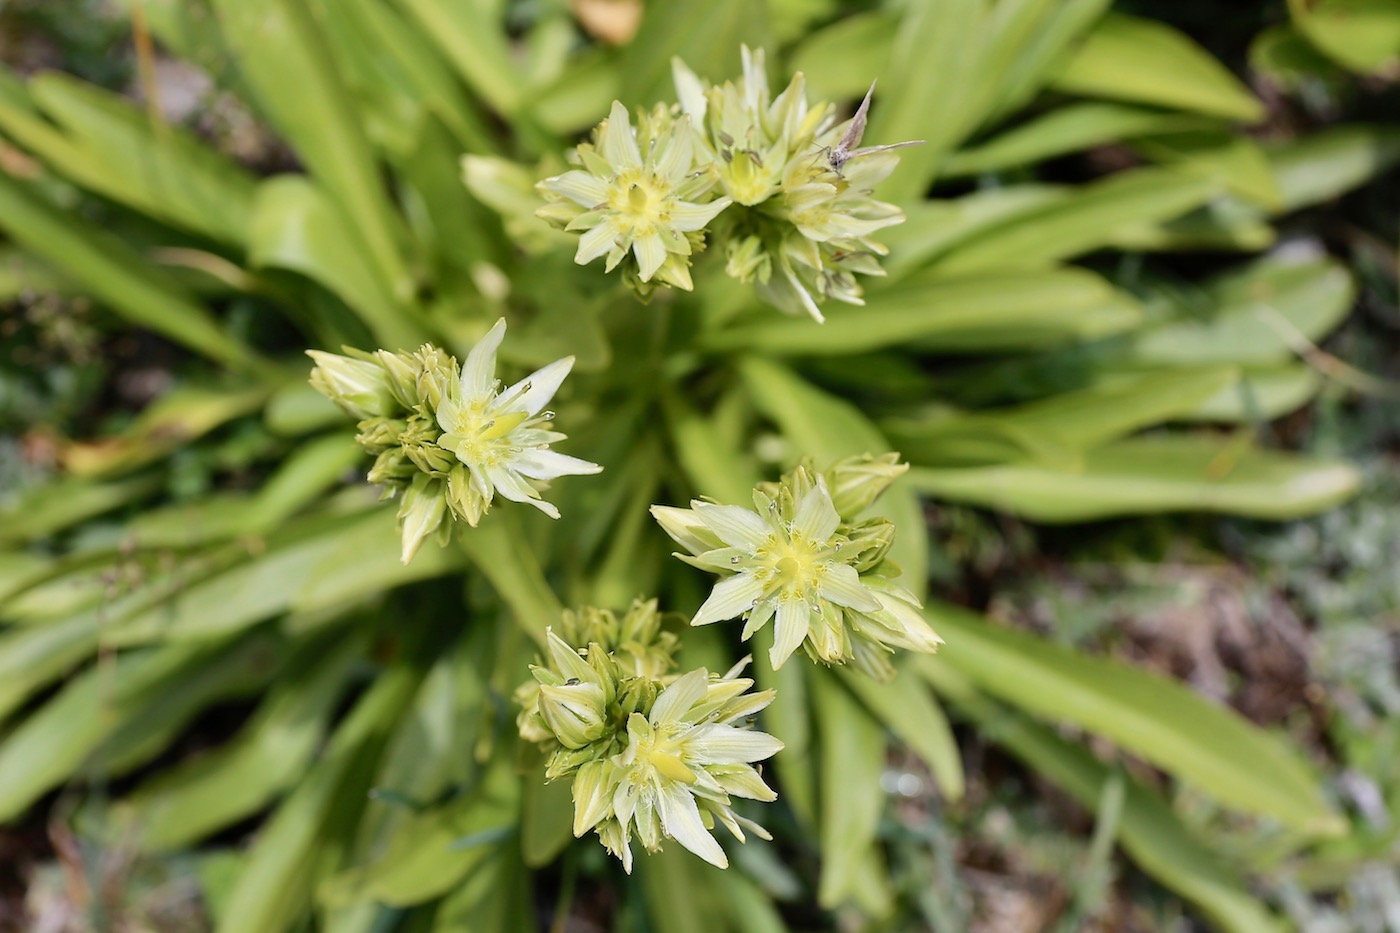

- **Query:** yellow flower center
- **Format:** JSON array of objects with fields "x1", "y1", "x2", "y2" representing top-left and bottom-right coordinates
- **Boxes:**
[
  {"x1": 447, "y1": 401, "x2": 530, "y2": 468},
  {"x1": 758, "y1": 532, "x2": 825, "y2": 598},
  {"x1": 636, "y1": 725, "x2": 698, "y2": 785},
  {"x1": 609, "y1": 168, "x2": 671, "y2": 238},
  {"x1": 720, "y1": 149, "x2": 777, "y2": 206}
]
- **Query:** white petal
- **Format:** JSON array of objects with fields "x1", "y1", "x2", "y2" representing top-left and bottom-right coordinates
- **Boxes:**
[
  {"x1": 653, "y1": 118, "x2": 693, "y2": 183},
  {"x1": 671, "y1": 58, "x2": 708, "y2": 122},
  {"x1": 740, "y1": 600, "x2": 775, "y2": 640},
  {"x1": 501, "y1": 356, "x2": 574, "y2": 416},
  {"x1": 650, "y1": 668, "x2": 710, "y2": 724},
  {"x1": 434, "y1": 394, "x2": 462, "y2": 435},
  {"x1": 770, "y1": 599, "x2": 810, "y2": 669},
  {"x1": 669, "y1": 197, "x2": 732, "y2": 232},
  {"x1": 575, "y1": 223, "x2": 619, "y2": 265},
  {"x1": 461, "y1": 318, "x2": 505, "y2": 400},
  {"x1": 693, "y1": 573, "x2": 764, "y2": 627},
  {"x1": 792, "y1": 480, "x2": 839, "y2": 541},
  {"x1": 486, "y1": 463, "x2": 543, "y2": 506},
  {"x1": 601, "y1": 101, "x2": 641, "y2": 169},
  {"x1": 693, "y1": 502, "x2": 769, "y2": 550},
  {"x1": 712, "y1": 765, "x2": 779, "y2": 801},
  {"x1": 783, "y1": 262, "x2": 824, "y2": 323},
  {"x1": 656, "y1": 783, "x2": 727, "y2": 869},
  {"x1": 511, "y1": 448, "x2": 603, "y2": 480},
  {"x1": 544, "y1": 170, "x2": 608, "y2": 207},
  {"x1": 633, "y1": 232, "x2": 667, "y2": 282},
  {"x1": 817, "y1": 562, "x2": 881, "y2": 612},
  {"x1": 689, "y1": 724, "x2": 783, "y2": 764}
]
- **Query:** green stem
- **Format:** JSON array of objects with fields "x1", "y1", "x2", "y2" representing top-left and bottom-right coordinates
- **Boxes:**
[{"x1": 457, "y1": 510, "x2": 563, "y2": 647}]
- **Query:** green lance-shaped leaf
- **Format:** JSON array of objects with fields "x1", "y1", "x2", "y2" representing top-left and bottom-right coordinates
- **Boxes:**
[
  {"x1": 249, "y1": 175, "x2": 426, "y2": 351},
  {"x1": 1266, "y1": 124, "x2": 1400, "y2": 214},
  {"x1": 215, "y1": 660, "x2": 424, "y2": 933},
  {"x1": 1049, "y1": 12, "x2": 1265, "y2": 122},
  {"x1": 923, "y1": 661, "x2": 1288, "y2": 933},
  {"x1": 1287, "y1": 0, "x2": 1400, "y2": 75},
  {"x1": 706, "y1": 268, "x2": 1143, "y2": 356},
  {"x1": 906, "y1": 435, "x2": 1360, "y2": 522},
  {"x1": 208, "y1": 0, "x2": 413, "y2": 303},
  {"x1": 0, "y1": 635, "x2": 275, "y2": 821},
  {"x1": 931, "y1": 167, "x2": 1218, "y2": 273},
  {"x1": 1126, "y1": 256, "x2": 1354, "y2": 367},
  {"x1": 319, "y1": 754, "x2": 519, "y2": 909},
  {"x1": 0, "y1": 69, "x2": 257, "y2": 245},
  {"x1": 943, "y1": 103, "x2": 1212, "y2": 178},
  {"x1": 838, "y1": 665, "x2": 963, "y2": 801},
  {"x1": 889, "y1": 367, "x2": 1240, "y2": 467},
  {"x1": 0, "y1": 172, "x2": 265, "y2": 372},
  {"x1": 0, "y1": 475, "x2": 160, "y2": 545},
  {"x1": 119, "y1": 632, "x2": 364, "y2": 851},
  {"x1": 397, "y1": 0, "x2": 525, "y2": 117},
  {"x1": 924, "y1": 603, "x2": 1345, "y2": 837},
  {"x1": 814, "y1": 670, "x2": 893, "y2": 913}
]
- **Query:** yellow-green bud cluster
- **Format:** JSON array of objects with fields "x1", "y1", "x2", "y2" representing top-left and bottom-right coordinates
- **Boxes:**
[
  {"x1": 516, "y1": 600, "x2": 781, "y2": 871},
  {"x1": 652, "y1": 453, "x2": 942, "y2": 681}
]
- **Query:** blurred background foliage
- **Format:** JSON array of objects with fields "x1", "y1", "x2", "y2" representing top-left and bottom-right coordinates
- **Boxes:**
[{"x1": 0, "y1": 0, "x2": 1396, "y2": 930}]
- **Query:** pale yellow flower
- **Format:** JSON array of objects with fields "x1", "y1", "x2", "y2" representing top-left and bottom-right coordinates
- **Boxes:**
[{"x1": 538, "y1": 102, "x2": 731, "y2": 291}]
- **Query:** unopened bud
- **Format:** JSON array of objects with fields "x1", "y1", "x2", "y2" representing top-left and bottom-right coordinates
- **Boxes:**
[
  {"x1": 538, "y1": 681, "x2": 608, "y2": 749},
  {"x1": 396, "y1": 474, "x2": 448, "y2": 564},
  {"x1": 307, "y1": 350, "x2": 399, "y2": 419},
  {"x1": 824, "y1": 453, "x2": 908, "y2": 519}
]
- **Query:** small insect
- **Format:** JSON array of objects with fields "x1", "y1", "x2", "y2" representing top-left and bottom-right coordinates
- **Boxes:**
[{"x1": 822, "y1": 80, "x2": 924, "y2": 177}]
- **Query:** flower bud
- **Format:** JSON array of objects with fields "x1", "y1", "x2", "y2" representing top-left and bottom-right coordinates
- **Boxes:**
[
  {"x1": 367, "y1": 448, "x2": 414, "y2": 487},
  {"x1": 724, "y1": 234, "x2": 771, "y2": 283},
  {"x1": 374, "y1": 349, "x2": 423, "y2": 410},
  {"x1": 396, "y1": 474, "x2": 448, "y2": 564},
  {"x1": 355, "y1": 417, "x2": 406, "y2": 452},
  {"x1": 405, "y1": 442, "x2": 456, "y2": 476},
  {"x1": 307, "y1": 350, "x2": 400, "y2": 419},
  {"x1": 824, "y1": 453, "x2": 908, "y2": 519},
  {"x1": 843, "y1": 517, "x2": 897, "y2": 573},
  {"x1": 414, "y1": 345, "x2": 457, "y2": 412},
  {"x1": 538, "y1": 681, "x2": 608, "y2": 749},
  {"x1": 572, "y1": 759, "x2": 621, "y2": 837},
  {"x1": 649, "y1": 504, "x2": 725, "y2": 557}
]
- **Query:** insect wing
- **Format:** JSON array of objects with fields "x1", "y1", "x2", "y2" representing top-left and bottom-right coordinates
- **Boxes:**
[{"x1": 840, "y1": 80, "x2": 878, "y2": 151}]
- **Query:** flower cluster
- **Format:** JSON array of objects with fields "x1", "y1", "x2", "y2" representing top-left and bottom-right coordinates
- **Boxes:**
[
  {"x1": 536, "y1": 102, "x2": 731, "y2": 296},
  {"x1": 651, "y1": 454, "x2": 942, "y2": 681},
  {"x1": 307, "y1": 319, "x2": 601, "y2": 563},
  {"x1": 516, "y1": 599, "x2": 782, "y2": 871},
  {"x1": 536, "y1": 47, "x2": 909, "y2": 319}
]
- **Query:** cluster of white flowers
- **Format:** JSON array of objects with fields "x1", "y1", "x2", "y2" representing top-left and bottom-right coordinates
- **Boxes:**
[
  {"x1": 307, "y1": 319, "x2": 600, "y2": 562},
  {"x1": 314, "y1": 53, "x2": 939, "y2": 876},
  {"x1": 537, "y1": 46, "x2": 911, "y2": 319},
  {"x1": 515, "y1": 603, "x2": 782, "y2": 871}
]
